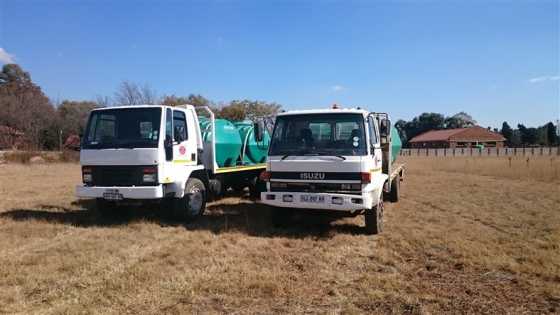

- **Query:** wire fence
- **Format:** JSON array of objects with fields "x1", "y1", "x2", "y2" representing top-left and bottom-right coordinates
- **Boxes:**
[{"x1": 400, "y1": 147, "x2": 560, "y2": 157}]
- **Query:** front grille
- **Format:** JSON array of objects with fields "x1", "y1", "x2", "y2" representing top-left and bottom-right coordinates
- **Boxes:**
[
  {"x1": 89, "y1": 165, "x2": 157, "y2": 186},
  {"x1": 270, "y1": 182, "x2": 362, "y2": 195}
]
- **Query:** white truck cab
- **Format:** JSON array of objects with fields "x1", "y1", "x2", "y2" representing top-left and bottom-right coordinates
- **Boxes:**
[
  {"x1": 260, "y1": 107, "x2": 404, "y2": 234},
  {"x1": 76, "y1": 105, "x2": 267, "y2": 220}
]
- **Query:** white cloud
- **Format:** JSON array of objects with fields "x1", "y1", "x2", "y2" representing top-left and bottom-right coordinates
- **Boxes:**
[
  {"x1": 0, "y1": 48, "x2": 15, "y2": 64},
  {"x1": 331, "y1": 85, "x2": 345, "y2": 92},
  {"x1": 528, "y1": 75, "x2": 560, "y2": 83}
]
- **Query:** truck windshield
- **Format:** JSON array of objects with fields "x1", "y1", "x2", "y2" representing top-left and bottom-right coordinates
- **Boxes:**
[
  {"x1": 82, "y1": 108, "x2": 162, "y2": 149},
  {"x1": 269, "y1": 113, "x2": 367, "y2": 156}
]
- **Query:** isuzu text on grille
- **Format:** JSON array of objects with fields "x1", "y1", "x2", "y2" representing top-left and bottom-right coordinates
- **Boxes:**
[{"x1": 299, "y1": 172, "x2": 326, "y2": 180}]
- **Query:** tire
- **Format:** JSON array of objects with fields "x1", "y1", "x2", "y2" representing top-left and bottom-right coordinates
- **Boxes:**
[
  {"x1": 249, "y1": 176, "x2": 266, "y2": 199},
  {"x1": 173, "y1": 178, "x2": 206, "y2": 222},
  {"x1": 364, "y1": 199, "x2": 384, "y2": 235},
  {"x1": 95, "y1": 198, "x2": 118, "y2": 217},
  {"x1": 389, "y1": 174, "x2": 400, "y2": 203}
]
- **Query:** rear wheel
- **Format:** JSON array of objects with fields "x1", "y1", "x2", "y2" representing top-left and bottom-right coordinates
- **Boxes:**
[
  {"x1": 249, "y1": 176, "x2": 266, "y2": 198},
  {"x1": 173, "y1": 178, "x2": 206, "y2": 221},
  {"x1": 389, "y1": 174, "x2": 400, "y2": 202},
  {"x1": 364, "y1": 199, "x2": 384, "y2": 235}
]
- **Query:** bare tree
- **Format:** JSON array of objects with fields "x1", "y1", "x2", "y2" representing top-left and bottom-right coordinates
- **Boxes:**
[
  {"x1": 95, "y1": 95, "x2": 111, "y2": 107},
  {"x1": 114, "y1": 81, "x2": 158, "y2": 105}
]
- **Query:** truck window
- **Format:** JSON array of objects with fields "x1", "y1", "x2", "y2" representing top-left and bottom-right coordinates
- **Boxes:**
[
  {"x1": 166, "y1": 108, "x2": 173, "y2": 141},
  {"x1": 83, "y1": 108, "x2": 161, "y2": 149},
  {"x1": 269, "y1": 113, "x2": 366, "y2": 156},
  {"x1": 173, "y1": 110, "x2": 188, "y2": 142},
  {"x1": 368, "y1": 116, "x2": 378, "y2": 146}
]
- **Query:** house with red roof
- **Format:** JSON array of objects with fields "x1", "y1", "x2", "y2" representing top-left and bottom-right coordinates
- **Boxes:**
[{"x1": 408, "y1": 126, "x2": 506, "y2": 148}]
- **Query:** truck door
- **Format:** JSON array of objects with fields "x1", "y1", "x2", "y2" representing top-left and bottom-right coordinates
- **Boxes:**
[
  {"x1": 367, "y1": 114, "x2": 383, "y2": 175},
  {"x1": 162, "y1": 108, "x2": 197, "y2": 187},
  {"x1": 171, "y1": 109, "x2": 196, "y2": 165}
]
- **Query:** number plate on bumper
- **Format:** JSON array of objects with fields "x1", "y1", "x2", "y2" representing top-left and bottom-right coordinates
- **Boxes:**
[
  {"x1": 300, "y1": 195, "x2": 325, "y2": 203},
  {"x1": 103, "y1": 189, "x2": 123, "y2": 201}
]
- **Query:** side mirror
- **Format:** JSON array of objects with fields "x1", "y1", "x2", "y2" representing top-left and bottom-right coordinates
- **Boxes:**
[
  {"x1": 164, "y1": 136, "x2": 173, "y2": 161},
  {"x1": 254, "y1": 121, "x2": 265, "y2": 142},
  {"x1": 379, "y1": 119, "x2": 390, "y2": 137}
]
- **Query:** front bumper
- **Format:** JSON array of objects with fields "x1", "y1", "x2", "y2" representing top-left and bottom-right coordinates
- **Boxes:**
[
  {"x1": 260, "y1": 191, "x2": 375, "y2": 212},
  {"x1": 76, "y1": 185, "x2": 164, "y2": 199}
]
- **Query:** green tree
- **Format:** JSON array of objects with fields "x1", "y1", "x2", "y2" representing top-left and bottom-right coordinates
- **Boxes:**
[
  {"x1": 544, "y1": 122, "x2": 557, "y2": 146},
  {"x1": 399, "y1": 112, "x2": 445, "y2": 145},
  {"x1": 500, "y1": 122, "x2": 513, "y2": 146},
  {"x1": 162, "y1": 94, "x2": 212, "y2": 107},
  {"x1": 517, "y1": 124, "x2": 538, "y2": 145},
  {"x1": 444, "y1": 112, "x2": 476, "y2": 129},
  {"x1": 57, "y1": 100, "x2": 98, "y2": 140},
  {"x1": 218, "y1": 99, "x2": 281, "y2": 121}
]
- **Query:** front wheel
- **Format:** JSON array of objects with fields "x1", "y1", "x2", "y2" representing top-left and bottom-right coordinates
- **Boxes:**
[
  {"x1": 173, "y1": 178, "x2": 206, "y2": 221},
  {"x1": 389, "y1": 174, "x2": 400, "y2": 202},
  {"x1": 364, "y1": 199, "x2": 384, "y2": 235}
]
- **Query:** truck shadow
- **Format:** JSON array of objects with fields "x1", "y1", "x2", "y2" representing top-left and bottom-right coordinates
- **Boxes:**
[{"x1": 0, "y1": 199, "x2": 366, "y2": 238}]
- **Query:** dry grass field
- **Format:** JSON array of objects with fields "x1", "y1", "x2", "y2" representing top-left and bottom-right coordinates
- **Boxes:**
[{"x1": 0, "y1": 157, "x2": 559, "y2": 314}]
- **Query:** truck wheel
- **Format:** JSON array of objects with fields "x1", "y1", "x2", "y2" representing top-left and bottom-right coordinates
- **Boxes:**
[
  {"x1": 249, "y1": 176, "x2": 266, "y2": 199},
  {"x1": 389, "y1": 174, "x2": 400, "y2": 202},
  {"x1": 364, "y1": 200, "x2": 384, "y2": 235},
  {"x1": 174, "y1": 178, "x2": 206, "y2": 221},
  {"x1": 95, "y1": 198, "x2": 117, "y2": 217}
]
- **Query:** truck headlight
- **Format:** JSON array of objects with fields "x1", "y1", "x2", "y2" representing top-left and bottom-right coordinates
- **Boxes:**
[
  {"x1": 82, "y1": 167, "x2": 92, "y2": 183},
  {"x1": 142, "y1": 167, "x2": 157, "y2": 183}
]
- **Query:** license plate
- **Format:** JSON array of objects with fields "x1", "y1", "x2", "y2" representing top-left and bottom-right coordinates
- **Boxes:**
[
  {"x1": 300, "y1": 195, "x2": 325, "y2": 203},
  {"x1": 103, "y1": 189, "x2": 123, "y2": 201}
]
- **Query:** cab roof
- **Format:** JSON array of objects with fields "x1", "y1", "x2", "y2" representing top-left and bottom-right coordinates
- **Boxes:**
[
  {"x1": 277, "y1": 108, "x2": 369, "y2": 117},
  {"x1": 91, "y1": 104, "x2": 193, "y2": 111}
]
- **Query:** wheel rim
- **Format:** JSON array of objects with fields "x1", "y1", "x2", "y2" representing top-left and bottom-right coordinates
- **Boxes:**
[{"x1": 188, "y1": 187, "x2": 203, "y2": 216}]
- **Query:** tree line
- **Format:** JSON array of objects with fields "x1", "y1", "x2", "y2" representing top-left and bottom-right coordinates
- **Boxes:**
[
  {"x1": 1, "y1": 63, "x2": 557, "y2": 150},
  {"x1": 0, "y1": 64, "x2": 281, "y2": 149},
  {"x1": 395, "y1": 112, "x2": 558, "y2": 147}
]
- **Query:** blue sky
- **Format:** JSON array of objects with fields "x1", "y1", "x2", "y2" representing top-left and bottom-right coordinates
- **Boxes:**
[{"x1": 1, "y1": 0, "x2": 558, "y2": 128}]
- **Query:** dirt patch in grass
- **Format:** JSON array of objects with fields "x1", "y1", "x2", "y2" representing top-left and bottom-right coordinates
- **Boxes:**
[{"x1": 0, "y1": 159, "x2": 558, "y2": 314}]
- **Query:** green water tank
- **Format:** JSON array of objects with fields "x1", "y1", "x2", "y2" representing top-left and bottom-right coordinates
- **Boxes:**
[
  {"x1": 391, "y1": 126, "x2": 402, "y2": 163},
  {"x1": 234, "y1": 121, "x2": 271, "y2": 164},
  {"x1": 199, "y1": 118, "x2": 242, "y2": 167}
]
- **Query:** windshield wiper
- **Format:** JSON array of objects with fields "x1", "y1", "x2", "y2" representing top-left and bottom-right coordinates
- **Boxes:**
[{"x1": 280, "y1": 149, "x2": 311, "y2": 160}]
